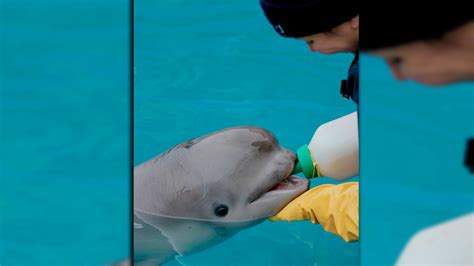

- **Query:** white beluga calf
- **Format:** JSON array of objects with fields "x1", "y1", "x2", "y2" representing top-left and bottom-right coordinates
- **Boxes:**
[{"x1": 133, "y1": 126, "x2": 309, "y2": 265}]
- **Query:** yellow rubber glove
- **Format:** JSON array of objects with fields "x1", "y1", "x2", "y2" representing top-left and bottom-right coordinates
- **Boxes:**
[{"x1": 269, "y1": 181, "x2": 359, "y2": 242}]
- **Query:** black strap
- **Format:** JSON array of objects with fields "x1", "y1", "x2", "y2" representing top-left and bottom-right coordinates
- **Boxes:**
[
  {"x1": 465, "y1": 138, "x2": 474, "y2": 174},
  {"x1": 340, "y1": 79, "x2": 349, "y2": 99},
  {"x1": 340, "y1": 54, "x2": 359, "y2": 104}
]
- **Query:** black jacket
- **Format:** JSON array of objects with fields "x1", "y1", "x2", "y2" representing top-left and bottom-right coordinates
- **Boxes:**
[{"x1": 340, "y1": 53, "x2": 359, "y2": 105}]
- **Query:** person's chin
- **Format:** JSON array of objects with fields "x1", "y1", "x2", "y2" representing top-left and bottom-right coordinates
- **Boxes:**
[
  {"x1": 420, "y1": 80, "x2": 453, "y2": 86},
  {"x1": 317, "y1": 49, "x2": 337, "y2": 55},
  {"x1": 414, "y1": 76, "x2": 455, "y2": 86}
]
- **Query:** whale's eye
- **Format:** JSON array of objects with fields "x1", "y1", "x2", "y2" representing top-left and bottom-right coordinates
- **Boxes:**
[{"x1": 214, "y1": 205, "x2": 228, "y2": 217}]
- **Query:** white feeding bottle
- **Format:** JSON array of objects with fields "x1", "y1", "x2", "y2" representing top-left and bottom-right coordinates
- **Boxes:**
[{"x1": 292, "y1": 111, "x2": 359, "y2": 180}]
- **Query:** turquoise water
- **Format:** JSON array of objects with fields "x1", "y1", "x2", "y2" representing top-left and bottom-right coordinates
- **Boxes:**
[
  {"x1": 1, "y1": 1, "x2": 130, "y2": 264},
  {"x1": 135, "y1": 0, "x2": 359, "y2": 265},
  {"x1": 360, "y1": 55, "x2": 474, "y2": 264},
  {"x1": 3, "y1": 0, "x2": 469, "y2": 265}
]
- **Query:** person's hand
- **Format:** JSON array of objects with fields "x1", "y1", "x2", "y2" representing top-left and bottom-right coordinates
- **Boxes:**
[{"x1": 269, "y1": 182, "x2": 359, "y2": 242}]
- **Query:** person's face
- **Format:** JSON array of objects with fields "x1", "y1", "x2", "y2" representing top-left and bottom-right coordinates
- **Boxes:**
[
  {"x1": 370, "y1": 42, "x2": 471, "y2": 85},
  {"x1": 299, "y1": 15, "x2": 359, "y2": 54},
  {"x1": 368, "y1": 22, "x2": 474, "y2": 85}
]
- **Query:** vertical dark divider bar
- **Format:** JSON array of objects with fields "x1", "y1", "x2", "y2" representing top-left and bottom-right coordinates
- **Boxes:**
[{"x1": 130, "y1": 0, "x2": 135, "y2": 263}]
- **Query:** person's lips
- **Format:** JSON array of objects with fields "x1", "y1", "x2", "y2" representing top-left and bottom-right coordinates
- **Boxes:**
[
  {"x1": 387, "y1": 56, "x2": 405, "y2": 80},
  {"x1": 389, "y1": 65, "x2": 404, "y2": 80}
]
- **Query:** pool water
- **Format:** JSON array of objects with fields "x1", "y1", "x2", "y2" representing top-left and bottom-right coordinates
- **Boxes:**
[
  {"x1": 1, "y1": 0, "x2": 130, "y2": 265},
  {"x1": 360, "y1": 55, "x2": 474, "y2": 264},
  {"x1": 4, "y1": 0, "x2": 468, "y2": 265},
  {"x1": 134, "y1": 0, "x2": 359, "y2": 265}
]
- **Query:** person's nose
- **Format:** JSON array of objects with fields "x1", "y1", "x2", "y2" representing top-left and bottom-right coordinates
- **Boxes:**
[
  {"x1": 387, "y1": 57, "x2": 405, "y2": 80},
  {"x1": 306, "y1": 41, "x2": 316, "y2": 52}
]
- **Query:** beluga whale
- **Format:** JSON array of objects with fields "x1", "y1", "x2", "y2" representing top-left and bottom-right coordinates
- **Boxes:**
[{"x1": 133, "y1": 126, "x2": 309, "y2": 265}]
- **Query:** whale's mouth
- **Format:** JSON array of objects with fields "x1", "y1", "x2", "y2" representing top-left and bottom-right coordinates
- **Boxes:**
[
  {"x1": 257, "y1": 174, "x2": 309, "y2": 199},
  {"x1": 249, "y1": 174, "x2": 309, "y2": 204},
  {"x1": 268, "y1": 175, "x2": 307, "y2": 191}
]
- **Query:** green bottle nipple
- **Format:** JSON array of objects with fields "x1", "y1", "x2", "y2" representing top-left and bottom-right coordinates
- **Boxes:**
[{"x1": 291, "y1": 144, "x2": 317, "y2": 179}]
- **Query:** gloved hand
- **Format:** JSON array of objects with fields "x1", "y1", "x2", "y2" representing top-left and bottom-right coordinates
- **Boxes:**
[{"x1": 269, "y1": 182, "x2": 359, "y2": 242}]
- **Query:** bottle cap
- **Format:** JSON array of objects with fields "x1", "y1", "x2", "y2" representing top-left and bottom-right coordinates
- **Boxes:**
[{"x1": 291, "y1": 144, "x2": 317, "y2": 179}]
